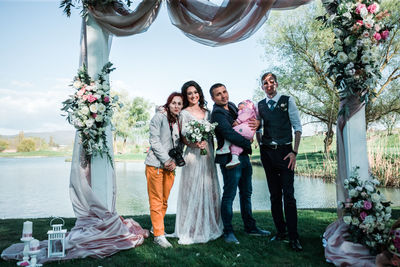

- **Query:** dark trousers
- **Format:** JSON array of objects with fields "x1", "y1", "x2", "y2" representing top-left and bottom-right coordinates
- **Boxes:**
[
  {"x1": 220, "y1": 154, "x2": 256, "y2": 234},
  {"x1": 260, "y1": 144, "x2": 298, "y2": 240}
]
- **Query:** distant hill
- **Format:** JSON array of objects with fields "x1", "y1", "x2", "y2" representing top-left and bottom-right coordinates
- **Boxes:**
[{"x1": 1, "y1": 130, "x2": 75, "y2": 146}]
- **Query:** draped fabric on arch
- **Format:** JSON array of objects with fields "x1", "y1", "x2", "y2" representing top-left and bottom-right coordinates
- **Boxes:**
[{"x1": 88, "y1": 0, "x2": 313, "y2": 46}]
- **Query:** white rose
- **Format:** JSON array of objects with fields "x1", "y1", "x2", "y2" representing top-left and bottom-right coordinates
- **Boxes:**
[
  {"x1": 86, "y1": 85, "x2": 95, "y2": 91},
  {"x1": 371, "y1": 193, "x2": 380, "y2": 203},
  {"x1": 337, "y1": 52, "x2": 348, "y2": 63},
  {"x1": 385, "y1": 207, "x2": 391, "y2": 213},
  {"x1": 80, "y1": 106, "x2": 90, "y2": 115},
  {"x1": 385, "y1": 214, "x2": 391, "y2": 221},
  {"x1": 349, "y1": 189, "x2": 358, "y2": 198},
  {"x1": 93, "y1": 94, "x2": 101, "y2": 100},
  {"x1": 343, "y1": 216, "x2": 352, "y2": 225},
  {"x1": 89, "y1": 104, "x2": 98, "y2": 113},
  {"x1": 352, "y1": 217, "x2": 359, "y2": 226},
  {"x1": 97, "y1": 103, "x2": 106, "y2": 113},
  {"x1": 343, "y1": 12, "x2": 352, "y2": 20},
  {"x1": 102, "y1": 84, "x2": 110, "y2": 91},
  {"x1": 95, "y1": 115, "x2": 103, "y2": 122},
  {"x1": 360, "y1": 7, "x2": 368, "y2": 18},
  {"x1": 333, "y1": 28, "x2": 343, "y2": 37},
  {"x1": 85, "y1": 118, "x2": 95, "y2": 128},
  {"x1": 364, "y1": 183, "x2": 374, "y2": 192},
  {"x1": 97, "y1": 90, "x2": 105, "y2": 96},
  {"x1": 73, "y1": 80, "x2": 82, "y2": 89}
]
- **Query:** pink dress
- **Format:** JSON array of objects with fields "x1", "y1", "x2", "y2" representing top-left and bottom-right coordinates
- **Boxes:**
[{"x1": 231, "y1": 100, "x2": 258, "y2": 156}]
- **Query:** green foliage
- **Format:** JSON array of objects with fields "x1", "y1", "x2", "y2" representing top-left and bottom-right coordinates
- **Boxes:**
[
  {"x1": 60, "y1": 0, "x2": 133, "y2": 17},
  {"x1": 16, "y1": 138, "x2": 36, "y2": 152},
  {"x1": 0, "y1": 139, "x2": 8, "y2": 152}
]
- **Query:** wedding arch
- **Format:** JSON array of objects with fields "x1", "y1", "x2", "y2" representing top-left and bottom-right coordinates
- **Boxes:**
[{"x1": 2, "y1": 0, "x2": 379, "y2": 264}]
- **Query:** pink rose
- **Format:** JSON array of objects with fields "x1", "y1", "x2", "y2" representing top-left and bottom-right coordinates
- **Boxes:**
[
  {"x1": 367, "y1": 3, "x2": 378, "y2": 14},
  {"x1": 374, "y1": 24, "x2": 381, "y2": 32},
  {"x1": 92, "y1": 113, "x2": 97, "y2": 118},
  {"x1": 360, "y1": 211, "x2": 367, "y2": 221},
  {"x1": 381, "y1": 30, "x2": 390, "y2": 40},
  {"x1": 363, "y1": 200, "x2": 372, "y2": 210},
  {"x1": 77, "y1": 88, "x2": 86, "y2": 96},
  {"x1": 356, "y1": 3, "x2": 366, "y2": 14},
  {"x1": 104, "y1": 96, "x2": 110, "y2": 103},
  {"x1": 365, "y1": 22, "x2": 373, "y2": 29},
  {"x1": 82, "y1": 95, "x2": 89, "y2": 101},
  {"x1": 356, "y1": 20, "x2": 363, "y2": 26},
  {"x1": 88, "y1": 95, "x2": 98, "y2": 103},
  {"x1": 374, "y1": 32, "x2": 382, "y2": 41}
]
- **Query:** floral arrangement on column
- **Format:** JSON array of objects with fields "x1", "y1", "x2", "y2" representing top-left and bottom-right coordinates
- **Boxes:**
[
  {"x1": 339, "y1": 168, "x2": 392, "y2": 254},
  {"x1": 61, "y1": 62, "x2": 121, "y2": 166},
  {"x1": 322, "y1": 0, "x2": 391, "y2": 114}
]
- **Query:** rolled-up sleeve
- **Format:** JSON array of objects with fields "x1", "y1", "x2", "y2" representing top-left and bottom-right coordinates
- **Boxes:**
[{"x1": 288, "y1": 96, "x2": 302, "y2": 133}]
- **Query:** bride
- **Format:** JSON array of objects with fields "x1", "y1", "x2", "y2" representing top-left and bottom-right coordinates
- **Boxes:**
[{"x1": 174, "y1": 80, "x2": 223, "y2": 245}]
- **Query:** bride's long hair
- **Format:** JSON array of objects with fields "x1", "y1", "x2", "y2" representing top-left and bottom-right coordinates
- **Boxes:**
[{"x1": 181, "y1": 80, "x2": 207, "y2": 110}]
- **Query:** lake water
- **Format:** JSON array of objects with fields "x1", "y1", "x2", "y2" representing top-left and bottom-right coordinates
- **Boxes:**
[{"x1": 1, "y1": 157, "x2": 400, "y2": 219}]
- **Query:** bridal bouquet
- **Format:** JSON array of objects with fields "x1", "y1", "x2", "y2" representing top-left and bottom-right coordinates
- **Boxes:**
[
  {"x1": 184, "y1": 120, "x2": 217, "y2": 155},
  {"x1": 61, "y1": 62, "x2": 120, "y2": 166},
  {"x1": 339, "y1": 168, "x2": 392, "y2": 254}
]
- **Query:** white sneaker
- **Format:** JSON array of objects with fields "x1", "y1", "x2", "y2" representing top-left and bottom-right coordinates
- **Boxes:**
[
  {"x1": 226, "y1": 154, "x2": 240, "y2": 169},
  {"x1": 154, "y1": 235, "x2": 173, "y2": 248},
  {"x1": 216, "y1": 140, "x2": 231, "y2": 155}
]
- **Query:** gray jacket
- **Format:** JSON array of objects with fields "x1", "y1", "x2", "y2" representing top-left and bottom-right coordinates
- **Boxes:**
[{"x1": 144, "y1": 111, "x2": 181, "y2": 168}]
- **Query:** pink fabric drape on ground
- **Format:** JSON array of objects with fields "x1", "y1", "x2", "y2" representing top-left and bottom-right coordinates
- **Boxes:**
[{"x1": 323, "y1": 95, "x2": 375, "y2": 266}]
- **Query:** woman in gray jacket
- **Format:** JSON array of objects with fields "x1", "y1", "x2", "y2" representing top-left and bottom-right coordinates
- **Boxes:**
[{"x1": 145, "y1": 92, "x2": 183, "y2": 248}]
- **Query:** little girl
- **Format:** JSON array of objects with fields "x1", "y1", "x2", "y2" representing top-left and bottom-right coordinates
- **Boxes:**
[{"x1": 216, "y1": 99, "x2": 258, "y2": 168}]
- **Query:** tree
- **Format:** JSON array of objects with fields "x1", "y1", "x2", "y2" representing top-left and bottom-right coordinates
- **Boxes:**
[
  {"x1": 17, "y1": 138, "x2": 36, "y2": 152},
  {"x1": 258, "y1": 0, "x2": 400, "y2": 153},
  {"x1": 0, "y1": 139, "x2": 8, "y2": 152},
  {"x1": 379, "y1": 112, "x2": 400, "y2": 135},
  {"x1": 112, "y1": 91, "x2": 152, "y2": 153}
]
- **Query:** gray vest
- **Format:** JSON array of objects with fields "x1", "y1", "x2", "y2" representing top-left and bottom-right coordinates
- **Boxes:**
[{"x1": 258, "y1": 95, "x2": 292, "y2": 145}]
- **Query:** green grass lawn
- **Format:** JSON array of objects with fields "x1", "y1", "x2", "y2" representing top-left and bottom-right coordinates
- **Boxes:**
[{"x1": 2, "y1": 209, "x2": 399, "y2": 267}]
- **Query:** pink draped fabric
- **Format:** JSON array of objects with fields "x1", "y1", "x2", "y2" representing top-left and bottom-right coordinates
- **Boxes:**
[
  {"x1": 324, "y1": 220, "x2": 376, "y2": 266},
  {"x1": 324, "y1": 95, "x2": 372, "y2": 266},
  {"x1": 88, "y1": 0, "x2": 313, "y2": 47},
  {"x1": 88, "y1": 0, "x2": 162, "y2": 37}
]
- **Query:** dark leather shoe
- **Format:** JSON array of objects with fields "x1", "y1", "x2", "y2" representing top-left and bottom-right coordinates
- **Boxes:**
[
  {"x1": 270, "y1": 232, "x2": 288, "y2": 241},
  {"x1": 289, "y1": 239, "x2": 303, "y2": 252},
  {"x1": 245, "y1": 227, "x2": 271, "y2": 237}
]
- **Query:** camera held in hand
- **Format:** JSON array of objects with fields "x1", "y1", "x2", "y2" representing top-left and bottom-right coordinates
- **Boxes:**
[{"x1": 168, "y1": 143, "x2": 185, "y2": 167}]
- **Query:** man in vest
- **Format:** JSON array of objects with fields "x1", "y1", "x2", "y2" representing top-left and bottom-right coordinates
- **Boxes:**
[{"x1": 257, "y1": 72, "x2": 303, "y2": 252}]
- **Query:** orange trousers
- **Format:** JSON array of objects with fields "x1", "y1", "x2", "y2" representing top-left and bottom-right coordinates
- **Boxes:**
[{"x1": 145, "y1": 165, "x2": 175, "y2": 237}]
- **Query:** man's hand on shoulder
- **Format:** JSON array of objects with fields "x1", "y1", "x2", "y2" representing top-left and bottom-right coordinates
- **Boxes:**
[{"x1": 248, "y1": 118, "x2": 260, "y2": 131}]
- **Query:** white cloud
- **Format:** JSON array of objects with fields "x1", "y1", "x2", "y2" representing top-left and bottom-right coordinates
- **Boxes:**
[{"x1": 11, "y1": 80, "x2": 34, "y2": 88}]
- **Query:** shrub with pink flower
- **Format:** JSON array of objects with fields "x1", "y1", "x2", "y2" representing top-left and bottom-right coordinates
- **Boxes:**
[
  {"x1": 61, "y1": 62, "x2": 121, "y2": 166},
  {"x1": 339, "y1": 168, "x2": 392, "y2": 254}
]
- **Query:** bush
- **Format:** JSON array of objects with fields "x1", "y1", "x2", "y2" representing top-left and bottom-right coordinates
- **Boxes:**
[
  {"x1": 0, "y1": 139, "x2": 8, "y2": 152},
  {"x1": 17, "y1": 138, "x2": 36, "y2": 152}
]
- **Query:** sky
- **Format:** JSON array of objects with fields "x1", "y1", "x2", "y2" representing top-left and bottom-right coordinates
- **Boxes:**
[{"x1": 0, "y1": 0, "x2": 297, "y2": 135}]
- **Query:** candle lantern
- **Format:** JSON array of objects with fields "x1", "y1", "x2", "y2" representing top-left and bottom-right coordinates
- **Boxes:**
[{"x1": 47, "y1": 217, "x2": 67, "y2": 258}]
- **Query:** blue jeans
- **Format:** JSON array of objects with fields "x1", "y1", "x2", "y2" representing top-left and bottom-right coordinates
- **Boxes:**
[{"x1": 220, "y1": 154, "x2": 256, "y2": 234}]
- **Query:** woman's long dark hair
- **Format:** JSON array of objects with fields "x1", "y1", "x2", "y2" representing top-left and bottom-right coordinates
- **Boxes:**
[
  {"x1": 163, "y1": 92, "x2": 183, "y2": 124},
  {"x1": 181, "y1": 80, "x2": 207, "y2": 110}
]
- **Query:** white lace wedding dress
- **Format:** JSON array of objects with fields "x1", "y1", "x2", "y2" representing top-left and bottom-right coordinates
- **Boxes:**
[{"x1": 174, "y1": 109, "x2": 223, "y2": 245}]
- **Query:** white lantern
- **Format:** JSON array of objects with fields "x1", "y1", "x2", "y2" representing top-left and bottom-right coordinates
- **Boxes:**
[{"x1": 47, "y1": 217, "x2": 67, "y2": 258}]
